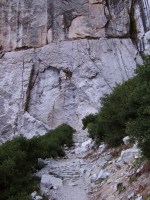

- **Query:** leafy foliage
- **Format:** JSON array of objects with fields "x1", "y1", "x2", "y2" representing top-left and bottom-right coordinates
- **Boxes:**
[
  {"x1": 82, "y1": 55, "x2": 150, "y2": 157},
  {"x1": 82, "y1": 114, "x2": 97, "y2": 130},
  {"x1": 39, "y1": 124, "x2": 75, "y2": 158},
  {"x1": 0, "y1": 124, "x2": 75, "y2": 200}
]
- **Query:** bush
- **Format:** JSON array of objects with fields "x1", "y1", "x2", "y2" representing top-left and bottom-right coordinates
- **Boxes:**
[
  {"x1": 125, "y1": 55, "x2": 150, "y2": 158},
  {"x1": 82, "y1": 114, "x2": 97, "y2": 130},
  {"x1": 82, "y1": 77, "x2": 137, "y2": 146},
  {"x1": 0, "y1": 124, "x2": 75, "y2": 200},
  {"x1": 0, "y1": 136, "x2": 39, "y2": 200},
  {"x1": 39, "y1": 124, "x2": 75, "y2": 159},
  {"x1": 83, "y1": 55, "x2": 150, "y2": 156}
]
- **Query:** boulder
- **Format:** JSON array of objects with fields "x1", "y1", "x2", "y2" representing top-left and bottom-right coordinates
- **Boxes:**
[
  {"x1": 41, "y1": 174, "x2": 63, "y2": 188},
  {"x1": 31, "y1": 192, "x2": 43, "y2": 200},
  {"x1": 117, "y1": 147, "x2": 139, "y2": 164},
  {"x1": 128, "y1": 192, "x2": 135, "y2": 199},
  {"x1": 75, "y1": 139, "x2": 93, "y2": 154},
  {"x1": 90, "y1": 174, "x2": 97, "y2": 183},
  {"x1": 40, "y1": 175, "x2": 53, "y2": 189},
  {"x1": 135, "y1": 194, "x2": 143, "y2": 200},
  {"x1": 97, "y1": 170, "x2": 109, "y2": 180},
  {"x1": 31, "y1": 191, "x2": 37, "y2": 199},
  {"x1": 35, "y1": 196, "x2": 43, "y2": 200},
  {"x1": 123, "y1": 136, "x2": 130, "y2": 146}
]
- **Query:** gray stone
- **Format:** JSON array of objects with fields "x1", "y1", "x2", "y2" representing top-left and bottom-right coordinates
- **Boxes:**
[
  {"x1": 135, "y1": 195, "x2": 143, "y2": 200},
  {"x1": 31, "y1": 191, "x2": 43, "y2": 200},
  {"x1": 80, "y1": 168, "x2": 86, "y2": 174},
  {"x1": 123, "y1": 136, "x2": 130, "y2": 146},
  {"x1": 90, "y1": 174, "x2": 97, "y2": 183},
  {"x1": 40, "y1": 174, "x2": 53, "y2": 189},
  {"x1": 35, "y1": 196, "x2": 43, "y2": 200},
  {"x1": 75, "y1": 139, "x2": 93, "y2": 154},
  {"x1": 117, "y1": 147, "x2": 139, "y2": 164},
  {"x1": 134, "y1": 0, "x2": 150, "y2": 52},
  {"x1": 0, "y1": 37, "x2": 141, "y2": 140},
  {"x1": 1, "y1": 0, "x2": 150, "y2": 52},
  {"x1": 116, "y1": 164, "x2": 122, "y2": 169},
  {"x1": 106, "y1": 0, "x2": 132, "y2": 37},
  {"x1": 102, "y1": 194, "x2": 108, "y2": 200},
  {"x1": 38, "y1": 158, "x2": 47, "y2": 166},
  {"x1": 31, "y1": 191, "x2": 37, "y2": 199},
  {"x1": 68, "y1": 3, "x2": 107, "y2": 39},
  {"x1": 97, "y1": 170, "x2": 109, "y2": 180},
  {"x1": 69, "y1": 182, "x2": 78, "y2": 187},
  {"x1": 1, "y1": 0, "x2": 149, "y2": 142},
  {"x1": 98, "y1": 144, "x2": 106, "y2": 154},
  {"x1": 128, "y1": 192, "x2": 135, "y2": 199},
  {"x1": 41, "y1": 174, "x2": 63, "y2": 188}
]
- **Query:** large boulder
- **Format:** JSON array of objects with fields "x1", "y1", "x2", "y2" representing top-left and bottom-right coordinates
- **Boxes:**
[{"x1": 117, "y1": 147, "x2": 139, "y2": 164}]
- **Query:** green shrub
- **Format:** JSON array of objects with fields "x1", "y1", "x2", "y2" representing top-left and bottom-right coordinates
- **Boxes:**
[
  {"x1": 0, "y1": 137, "x2": 39, "y2": 200},
  {"x1": 8, "y1": 193, "x2": 32, "y2": 200},
  {"x1": 125, "y1": 55, "x2": 150, "y2": 158},
  {"x1": 0, "y1": 124, "x2": 75, "y2": 200},
  {"x1": 82, "y1": 114, "x2": 97, "y2": 130},
  {"x1": 39, "y1": 124, "x2": 75, "y2": 159},
  {"x1": 83, "y1": 55, "x2": 150, "y2": 156},
  {"x1": 82, "y1": 77, "x2": 137, "y2": 146}
]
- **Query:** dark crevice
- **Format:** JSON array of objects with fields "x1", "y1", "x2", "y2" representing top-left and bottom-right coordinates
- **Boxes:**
[
  {"x1": 16, "y1": 0, "x2": 21, "y2": 44},
  {"x1": 47, "y1": 1, "x2": 53, "y2": 30},
  {"x1": 0, "y1": 45, "x2": 4, "y2": 59},
  {"x1": 47, "y1": 0, "x2": 54, "y2": 43},
  {"x1": 14, "y1": 46, "x2": 33, "y2": 51},
  {"x1": 129, "y1": 0, "x2": 138, "y2": 40},
  {"x1": 24, "y1": 63, "x2": 34, "y2": 112},
  {"x1": 63, "y1": 9, "x2": 78, "y2": 39},
  {"x1": 63, "y1": 69, "x2": 72, "y2": 79},
  {"x1": 106, "y1": 35, "x2": 130, "y2": 39}
]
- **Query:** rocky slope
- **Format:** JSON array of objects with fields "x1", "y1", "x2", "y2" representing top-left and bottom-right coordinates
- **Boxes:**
[{"x1": 33, "y1": 131, "x2": 150, "y2": 200}]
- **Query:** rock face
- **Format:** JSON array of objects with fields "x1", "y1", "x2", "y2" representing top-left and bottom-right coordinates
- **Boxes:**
[
  {"x1": 135, "y1": 0, "x2": 150, "y2": 52},
  {"x1": 1, "y1": 0, "x2": 150, "y2": 51},
  {"x1": 105, "y1": 0, "x2": 132, "y2": 37},
  {"x1": 0, "y1": 38, "x2": 141, "y2": 141},
  {"x1": 0, "y1": 0, "x2": 150, "y2": 140}
]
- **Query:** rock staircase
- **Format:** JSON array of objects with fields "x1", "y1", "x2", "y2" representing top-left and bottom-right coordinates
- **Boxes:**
[
  {"x1": 49, "y1": 164, "x2": 81, "y2": 182},
  {"x1": 36, "y1": 156, "x2": 89, "y2": 200}
]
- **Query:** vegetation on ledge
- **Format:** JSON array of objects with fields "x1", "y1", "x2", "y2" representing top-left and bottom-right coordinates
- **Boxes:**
[{"x1": 82, "y1": 55, "x2": 150, "y2": 158}]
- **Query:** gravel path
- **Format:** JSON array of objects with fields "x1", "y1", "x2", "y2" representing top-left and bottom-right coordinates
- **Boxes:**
[{"x1": 36, "y1": 131, "x2": 150, "y2": 200}]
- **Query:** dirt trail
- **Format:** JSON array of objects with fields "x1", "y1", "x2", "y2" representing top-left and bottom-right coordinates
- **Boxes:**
[
  {"x1": 36, "y1": 130, "x2": 92, "y2": 199},
  {"x1": 37, "y1": 131, "x2": 150, "y2": 200}
]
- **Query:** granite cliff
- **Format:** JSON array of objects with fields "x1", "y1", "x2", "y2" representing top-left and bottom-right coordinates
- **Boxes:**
[{"x1": 0, "y1": 0, "x2": 150, "y2": 142}]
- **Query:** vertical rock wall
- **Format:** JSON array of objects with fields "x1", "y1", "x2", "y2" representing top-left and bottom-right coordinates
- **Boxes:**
[
  {"x1": 0, "y1": 0, "x2": 135, "y2": 51},
  {"x1": 0, "y1": 38, "x2": 141, "y2": 142},
  {"x1": 134, "y1": 0, "x2": 150, "y2": 52},
  {"x1": 0, "y1": 0, "x2": 148, "y2": 142}
]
